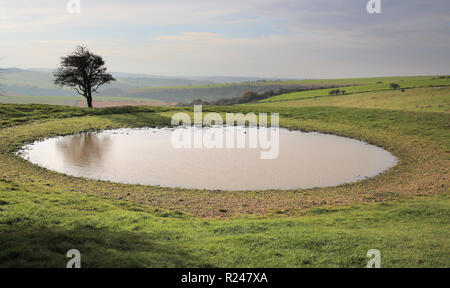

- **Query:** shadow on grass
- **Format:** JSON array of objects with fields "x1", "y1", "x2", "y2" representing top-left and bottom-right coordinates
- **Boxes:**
[
  {"x1": 0, "y1": 104, "x2": 175, "y2": 128},
  {"x1": 0, "y1": 226, "x2": 214, "y2": 268},
  {"x1": 101, "y1": 112, "x2": 173, "y2": 128}
]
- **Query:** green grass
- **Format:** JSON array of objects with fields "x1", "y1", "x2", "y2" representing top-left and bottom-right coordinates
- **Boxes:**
[
  {"x1": 260, "y1": 76, "x2": 450, "y2": 102},
  {"x1": 0, "y1": 103, "x2": 176, "y2": 127},
  {"x1": 0, "y1": 76, "x2": 448, "y2": 267},
  {"x1": 3, "y1": 74, "x2": 449, "y2": 105},
  {"x1": 0, "y1": 95, "x2": 81, "y2": 106},
  {"x1": 258, "y1": 75, "x2": 450, "y2": 86},
  {"x1": 253, "y1": 86, "x2": 450, "y2": 113},
  {"x1": 0, "y1": 184, "x2": 448, "y2": 267}
]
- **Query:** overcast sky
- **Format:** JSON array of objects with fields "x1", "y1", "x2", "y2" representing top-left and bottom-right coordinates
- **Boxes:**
[{"x1": 1, "y1": 0, "x2": 449, "y2": 78}]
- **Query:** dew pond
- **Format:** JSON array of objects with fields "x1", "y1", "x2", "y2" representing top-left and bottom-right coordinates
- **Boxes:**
[{"x1": 19, "y1": 127, "x2": 397, "y2": 191}]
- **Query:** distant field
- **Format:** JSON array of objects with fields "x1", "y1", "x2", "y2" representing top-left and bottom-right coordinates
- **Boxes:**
[
  {"x1": 0, "y1": 68, "x2": 215, "y2": 103},
  {"x1": 251, "y1": 86, "x2": 450, "y2": 113},
  {"x1": 0, "y1": 95, "x2": 80, "y2": 106},
  {"x1": 0, "y1": 95, "x2": 173, "y2": 107},
  {"x1": 126, "y1": 75, "x2": 450, "y2": 103},
  {"x1": 260, "y1": 76, "x2": 450, "y2": 103},
  {"x1": 255, "y1": 75, "x2": 449, "y2": 86},
  {"x1": 3, "y1": 71, "x2": 448, "y2": 105},
  {"x1": 0, "y1": 69, "x2": 212, "y2": 90},
  {"x1": 120, "y1": 82, "x2": 339, "y2": 103}
]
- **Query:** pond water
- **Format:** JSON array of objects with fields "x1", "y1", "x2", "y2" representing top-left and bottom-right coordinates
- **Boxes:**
[{"x1": 18, "y1": 127, "x2": 397, "y2": 191}]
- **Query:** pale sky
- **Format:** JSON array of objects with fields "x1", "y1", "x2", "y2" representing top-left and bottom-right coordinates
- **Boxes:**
[{"x1": 1, "y1": 0, "x2": 449, "y2": 78}]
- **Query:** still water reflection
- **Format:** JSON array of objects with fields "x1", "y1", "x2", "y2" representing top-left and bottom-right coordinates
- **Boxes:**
[{"x1": 56, "y1": 133, "x2": 111, "y2": 167}]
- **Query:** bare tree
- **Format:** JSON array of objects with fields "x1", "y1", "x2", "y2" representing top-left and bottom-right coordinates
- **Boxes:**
[{"x1": 54, "y1": 46, "x2": 115, "y2": 108}]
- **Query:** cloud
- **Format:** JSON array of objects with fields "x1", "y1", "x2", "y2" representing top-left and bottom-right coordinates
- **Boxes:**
[
  {"x1": 0, "y1": 0, "x2": 449, "y2": 77},
  {"x1": 155, "y1": 32, "x2": 222, "y2": 42}
]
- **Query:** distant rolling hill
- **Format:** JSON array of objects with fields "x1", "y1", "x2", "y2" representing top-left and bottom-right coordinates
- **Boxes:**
[
  {"x1": 0, "y1": 67, "x2": 214, "y2": 92},
  {"x1": 0, "y1": 68, "x2": 213, "y2": 105},
  {"x1": 115, "y1": 83, "x2": 331, "y2": 103},
  {"x1": 0, "y1": 67, "x2": 308, "y2": 105}
]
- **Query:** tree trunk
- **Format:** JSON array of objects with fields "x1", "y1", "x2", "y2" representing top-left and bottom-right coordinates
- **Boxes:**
[{"x1": 86, "y1": 93, "x2": 93, "y2": 108}]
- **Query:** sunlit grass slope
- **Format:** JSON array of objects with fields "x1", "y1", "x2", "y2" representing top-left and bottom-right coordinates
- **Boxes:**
[
  {"x1": 260, "y1": 76, "x2": 450, "y2": 102},
  {"x1": 252, "y1": 86, "x2": 449, "y2": 113}
]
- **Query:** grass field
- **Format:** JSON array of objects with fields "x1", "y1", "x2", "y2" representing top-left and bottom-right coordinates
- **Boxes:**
[
  {"x1": 0, "y1": 95, "x2": 171, "y2": 107},
  {"x1": 253, "y1": 86, "x2": 450, "y2": 113},
  {"x1": 0, "y1": 76, "x2": 448, "y2": 267},
  {"x1": 260, "y1": 76, "x2": 450, "y2": 103}
]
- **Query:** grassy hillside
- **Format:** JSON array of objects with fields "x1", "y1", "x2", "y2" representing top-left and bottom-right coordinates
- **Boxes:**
[
  {"x1": 260, "y1": 76, "x2": 450, "y2": 103},
  {"x1": 107, "y1": 82, "x2": 337, "y2": 103},
  {"x1": 253, "y1": 86, "x2": 450, "y2": 113},
  {"x1": 0, "y1": 77, "x2": 448, "y2": 267},
  {"x1": 0, "y1": 68, "x2": 214, "y2": 103},
  {"x1": 4, "y1": 72, "x2": 447, "y2": 105},
  {"x1": 110, "y1": 75, "x2": 450, "y2": 103}
]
